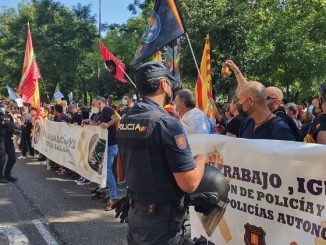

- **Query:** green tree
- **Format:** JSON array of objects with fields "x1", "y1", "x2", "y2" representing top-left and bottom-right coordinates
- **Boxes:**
[
  {"x1": 127, "y1": 0, "x2": 326, "y2": 101},
  {"x1": 0, "y1": 0, "x2": 99, "y2": 103}
]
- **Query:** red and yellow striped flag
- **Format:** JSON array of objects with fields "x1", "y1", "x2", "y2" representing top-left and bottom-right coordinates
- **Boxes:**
[
  {"x1": 154, "y1": 51, "x2": 163, "y2": 61},
  {"x1": 17, "y1": 22, "x2": 41, "y2": 112},
  {"x1": 194, "y1": 34, "x2": 214, "y2": 119}
]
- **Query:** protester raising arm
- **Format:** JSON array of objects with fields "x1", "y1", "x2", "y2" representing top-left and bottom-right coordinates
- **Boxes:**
[{"x1": 225, "y1": 60, "x2": 247, "y2": 89}]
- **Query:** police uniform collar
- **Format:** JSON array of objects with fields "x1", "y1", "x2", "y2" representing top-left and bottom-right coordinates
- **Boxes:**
[{"x1": 142, "y1": 98, "x2": 165, "y2": 111}]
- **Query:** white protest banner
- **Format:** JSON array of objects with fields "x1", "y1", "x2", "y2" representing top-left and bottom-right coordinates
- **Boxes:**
[
  {"x1": 33, "y1": 119, "x2": 108, "y2": 187},
  {"x1": 188, "y1": 134, "x2": 326, "y2": 245}
]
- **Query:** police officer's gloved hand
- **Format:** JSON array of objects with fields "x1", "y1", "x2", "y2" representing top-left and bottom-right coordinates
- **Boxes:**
[{"x1": 112, "y1": 197, "x2": 129, "y2": 223}]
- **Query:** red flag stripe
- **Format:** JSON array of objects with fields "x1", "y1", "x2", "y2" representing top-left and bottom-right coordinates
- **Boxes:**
[{"x1": 100, "y1": 41, "x2": 127, "y2": 83}]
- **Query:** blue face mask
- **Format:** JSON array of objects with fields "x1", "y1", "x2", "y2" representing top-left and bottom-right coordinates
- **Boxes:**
[{"x1": 308, "y1": 105, "x2": 314, "y2": 114}]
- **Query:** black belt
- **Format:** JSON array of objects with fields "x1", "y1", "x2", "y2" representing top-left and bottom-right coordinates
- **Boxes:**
[{"x1": 131, "y1": 200, "x2": 174, "y2": 216}]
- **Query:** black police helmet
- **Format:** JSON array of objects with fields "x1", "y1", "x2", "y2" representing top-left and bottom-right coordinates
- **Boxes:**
[{"x1": 187, "y1": 165, "x2": 229, "y2": 216}]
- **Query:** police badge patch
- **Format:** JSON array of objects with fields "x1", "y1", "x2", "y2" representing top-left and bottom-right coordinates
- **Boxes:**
[
  {"x1": 244, "y1": 223, "x2": 266, "y2": 245},
  {"x1": 174, "y1": 134, "x2": 187, "y2": 150}
]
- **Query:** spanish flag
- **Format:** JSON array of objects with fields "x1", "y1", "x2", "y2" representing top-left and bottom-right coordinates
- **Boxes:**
[
  {"x1": 17, "y1": 22, "x2": 41, "y2": 112},
  {"x1": 194, "y1": 34, "x2": 214, "y2": 119},
  {"x1": 132, "y1": 0, "x2": 185, "y2": 64}
]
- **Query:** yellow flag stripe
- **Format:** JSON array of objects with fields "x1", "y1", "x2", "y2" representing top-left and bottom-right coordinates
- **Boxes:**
[{"x1": 166, "y1": 0, "x2": 184, "y2": 31}]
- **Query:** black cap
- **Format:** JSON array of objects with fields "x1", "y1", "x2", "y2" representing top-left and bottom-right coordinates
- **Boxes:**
[{"x1": 135, "y1": 61, "x2": 180, "y2": 89}]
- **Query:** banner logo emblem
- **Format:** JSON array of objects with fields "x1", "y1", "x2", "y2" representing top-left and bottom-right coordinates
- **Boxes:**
[
  {"x1": 33, "y1": 122, "x2": 41, "y2": 144},
  {"x1": 175, "y1": 134, "x2": 187, "y2": 150},
  {"x1": 88, "y1": 134, "x2": 106, "y2": 175},
  {"x1": 141, "y1": 11, "x2": 161, "y2": 44}
]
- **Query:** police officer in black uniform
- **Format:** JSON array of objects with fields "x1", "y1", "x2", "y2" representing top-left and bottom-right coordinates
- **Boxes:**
[
  {"x1": 304, "y1": 83, "x2": 326, "y2": 144},
  {"x1": 0, "y1": 104, "x2": 20, "y2": 183},
  {"x1": 116, "y1": 62, "x2": 206, "y2": 244}
]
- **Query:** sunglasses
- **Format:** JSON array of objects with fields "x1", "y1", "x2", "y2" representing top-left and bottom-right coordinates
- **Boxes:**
[{"x1": 267, "y1": 96, "x2": 276, "y2": 100}]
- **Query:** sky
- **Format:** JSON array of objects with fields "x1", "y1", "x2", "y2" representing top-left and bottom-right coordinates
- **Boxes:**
[{"x1": 0, "y1": 0, "x2": 134, "y2": 28}]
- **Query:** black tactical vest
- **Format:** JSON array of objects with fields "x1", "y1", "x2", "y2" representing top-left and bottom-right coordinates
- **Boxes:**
[
  {"x1": 116, "y1": 102, "x2": 182, "y2": 205},
  {"x1": 0, "y1": 115, "x2": 9, "y2": 138}
]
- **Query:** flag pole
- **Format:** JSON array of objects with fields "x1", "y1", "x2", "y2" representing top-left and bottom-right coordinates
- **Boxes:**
[
  {"x1": 117, "y1": 64, "x2": 138, "y2": 91},
  {"x1": 185, "y1": 32, "x2": 204, "y2": 86},
  {"x1": 119, "y1": 66, "x2": 140, "y2": 101}
]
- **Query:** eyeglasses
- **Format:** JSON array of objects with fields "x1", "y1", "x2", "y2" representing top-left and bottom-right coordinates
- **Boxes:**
[
  {"x1": 267, "y1": 96, "x2": 276, "y2": 100},
  {"x1": 237, "y1": 97, "x2": 251, "y2": 105}
]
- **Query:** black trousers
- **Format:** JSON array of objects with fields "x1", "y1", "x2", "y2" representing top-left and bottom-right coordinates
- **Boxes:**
[
  {"x1": 4, "y1": 138, "x2": 16, "y2": 177},
  {"x1": 0, "y1": 141, "x2": 6, "y2": 177},
  {"x1": 127, "y1": 206, "x2": 183, "y2": 245},
  {"x1": 21, "y1": 131, "x2": 34, "y2": 156}
]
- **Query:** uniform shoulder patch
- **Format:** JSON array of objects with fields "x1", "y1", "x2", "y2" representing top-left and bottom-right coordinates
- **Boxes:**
[{"x1": 174, "y1": 134, "x2": 187, "y2": 150}]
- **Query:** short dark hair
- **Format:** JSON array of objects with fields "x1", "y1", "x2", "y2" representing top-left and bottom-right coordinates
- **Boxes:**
[
  {"x1": 175, "y1": 89, "x2": 196, "y2": 109},
  {"x1": 94, "y1": 96, "x2": 106, "y2": 104},
  {"x1": 286, "y1": 103, "x2": 298, "y2": 114},
  {"x1": 54, "y1": 104, "x2": 63, "y2": 113},
  {"x1": 137, "y1": 77, "x2": 167, "y2": 96}
]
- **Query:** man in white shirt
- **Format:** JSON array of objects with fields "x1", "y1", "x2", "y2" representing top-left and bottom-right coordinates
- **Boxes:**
[{"x1": 173, "y1": 89, "x2": 211, "y2": 134}]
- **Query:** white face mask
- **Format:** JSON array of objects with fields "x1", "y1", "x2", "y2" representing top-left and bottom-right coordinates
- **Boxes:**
[
  {"x1": 91, "y1": 107, "x2": 99, "y2": 115},
  {"x1": 121, "y1": 99, "x2": 128, "y2": 106},
  {"x1": 173, "y1": 104, "x2": 179, "y2": 115}
]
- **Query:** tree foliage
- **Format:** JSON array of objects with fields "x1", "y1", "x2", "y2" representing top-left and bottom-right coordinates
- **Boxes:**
[
  {"x1": 0, "y1": 0, "x2": 99, "y2": 103},
  {"x1": 0, "y1": 0, "x2": 325, "y2": 104}
]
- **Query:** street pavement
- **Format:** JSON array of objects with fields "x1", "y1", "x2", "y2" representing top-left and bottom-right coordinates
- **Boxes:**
[{"x1": 0, "y1": 156, "x2": 128, "y2": 245}]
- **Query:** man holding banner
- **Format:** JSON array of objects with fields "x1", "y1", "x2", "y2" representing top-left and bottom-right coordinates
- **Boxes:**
[{"x1": 237, "y1": 81, "x2": 296, "y2": 140}]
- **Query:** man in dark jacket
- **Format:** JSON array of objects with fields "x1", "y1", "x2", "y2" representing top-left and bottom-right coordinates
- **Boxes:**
[
  {"x1": 266, "y1": 86, "x2": 303, "y2": 141},
  {"x1": 238, "y1": 82, "x2": 296, "y2": 141}
]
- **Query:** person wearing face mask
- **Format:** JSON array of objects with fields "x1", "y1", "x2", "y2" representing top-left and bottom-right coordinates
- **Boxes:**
[
  {"x1": 225, "y1": 96, "x2": 246, "y2": 137},
  {"x1": 173, "y1": 89, "x2": 211, "y2": 134},
  {"x1": 266, "y1": 87, "x2": 303, "y2": 141},
  {"x1": 115, "y1": 61, "x2": 206, "y2": 244},
  {"x1": 82, "y1": 100, "x2": 101, "y2": 125},
  {"x1": 310, "y1": 96, "x2": 322, "y2": 118},
  {"x1": 304, "y1": 83, "x2": 326, "y2": 144},
  {"x1": 119, "y1": 93, "x2": 135, "y2": 118},
  {"x1": 237, "y1": 81, "x2": 296, "y2": 141},
  {"x1": 92, "y1": 96, "x2": 121, "y2": 210}
]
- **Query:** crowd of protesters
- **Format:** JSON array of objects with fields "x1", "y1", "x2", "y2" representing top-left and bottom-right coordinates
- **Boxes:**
[{"x1": 0, "y1": 60, "x2": 325, "y2": 209}]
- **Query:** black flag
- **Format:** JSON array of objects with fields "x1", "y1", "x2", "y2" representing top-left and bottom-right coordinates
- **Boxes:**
[{"x1": 132, "y1": 0, "x2": 186, "y2": 64}]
